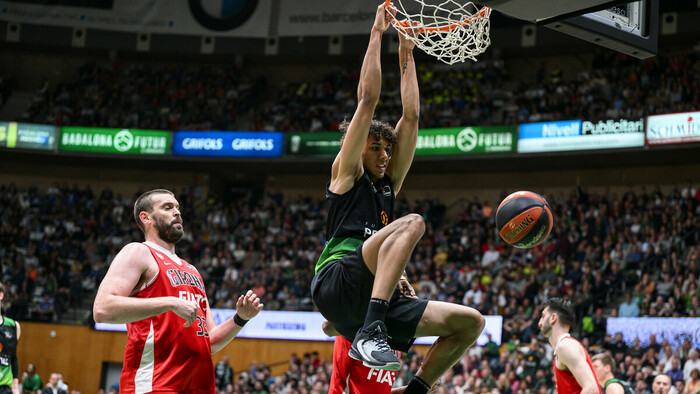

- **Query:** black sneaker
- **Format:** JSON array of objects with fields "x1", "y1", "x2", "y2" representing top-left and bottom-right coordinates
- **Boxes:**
[{"x1": 348, "y1": 320, "x2": 400, "y2": 371}]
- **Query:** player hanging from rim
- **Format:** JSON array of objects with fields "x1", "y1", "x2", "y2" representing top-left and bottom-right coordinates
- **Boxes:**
[
  {"x1": 539, "y1": 297, "x2": 602, "y2": 394},
  {"x1": 310, "y1": 4, "x2": 485, "y2": 394},
  {"x1": 93, "y1": 189, "x2": 263, "y2": 393}
]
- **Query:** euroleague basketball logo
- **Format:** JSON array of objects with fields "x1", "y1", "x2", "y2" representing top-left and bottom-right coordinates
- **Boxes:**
[
  {"x1": 188, "y1": 0, "x2": 258, "y2": 31},
  {"x1": 380, "y1": 211, "x2": 388, "y2": 226}
]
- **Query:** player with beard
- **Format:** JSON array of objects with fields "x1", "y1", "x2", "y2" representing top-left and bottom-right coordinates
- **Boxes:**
[
  {"x1": 93, "y1": 189, "x2": 263, "y2": 394},
  {"x1": 538, "y1": 298, "x2": 601, "y2": 394}
]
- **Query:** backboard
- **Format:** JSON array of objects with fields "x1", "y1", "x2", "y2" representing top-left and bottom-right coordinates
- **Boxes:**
[{"x1": 476, "y1": 0, "x2": 659, "y2": 58}]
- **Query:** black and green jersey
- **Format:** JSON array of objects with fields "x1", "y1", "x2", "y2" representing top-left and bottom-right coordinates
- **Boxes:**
[
  {"x1": 604, "y1": 378, "x2": 635, "y2": 394},
  {"x1": 315, "y1": 173, "x2": 395, "y2": 274},
  {"x1": 0, "y1": 316, "x2": 18, "y2": 386}
]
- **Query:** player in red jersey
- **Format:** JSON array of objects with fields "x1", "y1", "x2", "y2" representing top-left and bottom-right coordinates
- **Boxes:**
[
  {"x1": 323, "y1": 321, "x2": 438, "y2": 394},
  {"x1": 93, "y1": 189, "x2": 263, "y2": 394},
  {"x1": 538, "y1": 298, "x2": 601, "y2": 394},
  {"x1": 330, "y1": 335, "x2": 404, "y2": 394},
  {"x1": 323, "y1": 321, "x2": 406, "y2": 394}
]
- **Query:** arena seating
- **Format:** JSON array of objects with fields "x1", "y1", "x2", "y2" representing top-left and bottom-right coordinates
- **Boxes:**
[
  {"x1": 6, "y1": 44, "x2": 700, "y2": 394},
  {"x1": 5, "y1": 183, "x2": 698, "y2": 393},
  {"x1": 19, "y1": 49, "x2": 700, "y2": 131}
]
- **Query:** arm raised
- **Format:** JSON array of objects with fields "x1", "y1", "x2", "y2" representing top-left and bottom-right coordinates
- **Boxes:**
[
  {"x1": 386, "y1": 20, "x2": 420, "y2": 195},
  {"x1": 330, "y1": 4, "x2": 394, "y2": 195}
]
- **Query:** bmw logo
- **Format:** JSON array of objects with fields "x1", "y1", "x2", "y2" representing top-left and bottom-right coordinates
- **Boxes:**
[{"x1": 188, "y1": 0, "x2": 258, "y2": 31}]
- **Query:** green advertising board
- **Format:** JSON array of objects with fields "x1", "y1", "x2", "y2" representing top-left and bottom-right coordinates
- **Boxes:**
[
  {"x1": 59, "y1": 127, "x2": 171, "y2": 155},
  {"x1": 415, "y1": 126, "x2": 516, "y2": 156},
  {"x1": 287, "y1": 132, "x2": 341, "y2": 156},
  {"x1": 0, "y1": 122, "x2": 56, "y2": 150},
  {"x1": 286, "y1": 126, "x2": 517, "y2": 156}
]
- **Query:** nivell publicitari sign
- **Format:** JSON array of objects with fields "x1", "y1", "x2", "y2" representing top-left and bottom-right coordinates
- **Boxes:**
[
  {"x1": 59, "y1": 127, "x2": 170, "y2": 155},
  {"x1": 517, "y1": 118, "x2": 644, "y2": 153},
  {"x1": 0, "y1": 122, "x2": 56, "y2": 150},
  {"x1": 95, "y1": 311, "x2": 503, "y2": 345},
  {"x1": 646, "y1": 111, "x2": 700, "y2": 145},
  {"x1": 286, "y1": 126, "x2": 517, "y2": 156},
  {"x1": 173, "y1": 131, "x2": 284, "y2": 158}
]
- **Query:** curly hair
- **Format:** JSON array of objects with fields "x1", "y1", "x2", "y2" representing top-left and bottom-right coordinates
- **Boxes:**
[{"x1": 338, "y1": 119, "x2": 397, "y2": 148}]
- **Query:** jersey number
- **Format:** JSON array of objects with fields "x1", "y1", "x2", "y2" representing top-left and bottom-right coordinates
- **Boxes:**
[{"x1": 195, "y1": 316, "x2": 209, "y2": 337}]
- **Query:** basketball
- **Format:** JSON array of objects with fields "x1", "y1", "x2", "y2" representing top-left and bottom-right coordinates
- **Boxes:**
[{"x1": 496, "y1": 191, "x2": 554, "y2": 248}]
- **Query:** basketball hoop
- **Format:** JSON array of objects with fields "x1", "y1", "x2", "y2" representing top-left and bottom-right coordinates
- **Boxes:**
[{"x1": 385, "y1": 0, "x2": 492, "y2": 64}]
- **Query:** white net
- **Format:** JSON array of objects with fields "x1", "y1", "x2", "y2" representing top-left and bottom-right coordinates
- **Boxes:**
[{"x1": 388, "y1": 0, "x2": 492, "y2": 64}]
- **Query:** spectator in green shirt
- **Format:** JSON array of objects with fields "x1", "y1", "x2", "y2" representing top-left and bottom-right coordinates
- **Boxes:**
[
  {"x1": 21, "y1": 363, "x2": 42, "y2": 394},
  {"x1": 485, "y1": 333, "x2": 501, "y2": 367}
]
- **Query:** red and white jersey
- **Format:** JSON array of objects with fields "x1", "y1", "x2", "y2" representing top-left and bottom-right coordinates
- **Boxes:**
[
  {"x1": 553, "y1": 335, "x2": 601, "y2": 394},
  {"x1": 120, "y1": 242, "x2": 215, "y2": 394},
  {"x1": 329, "y1": 336, "x2": 398, "y2": 394}
]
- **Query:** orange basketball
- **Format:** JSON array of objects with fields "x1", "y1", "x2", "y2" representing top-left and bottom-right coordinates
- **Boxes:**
[{"x1": 495, "y1": 191, "x2": 553, "y2": 248}]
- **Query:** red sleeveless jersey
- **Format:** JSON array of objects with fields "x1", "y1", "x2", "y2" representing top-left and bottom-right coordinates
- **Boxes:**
[
  {"x1": 553, "y1": 336, "x2": 601, "y2": 394},
  {"x1": 329, "y1": 336, "x2": 398, "y2": 394},
  {"x1": 120, "y1": 242, "x2": 215, "y2": 394}
]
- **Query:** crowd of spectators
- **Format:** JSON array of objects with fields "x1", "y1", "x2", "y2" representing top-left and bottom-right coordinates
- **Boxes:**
[
  {"x1": 594, "y1": 334, "x2": 700, "y2": 394},
  {"x1": 3, "y1": 181, "x2": 698, "y2": 323},
  {"x1": 3, "y1": 180, "x2": 700, "y2": 392},
  {"x1": 506, "y1": 48, "x2": 699, "y2": 125},
  {"x1": 20, "y1": 333, "x2": 700, "y2": 393},
  {"x1": 22, "y1": 63, "x2": 266, "y2": 132},
  {"x1": 195, "y1": 181, "x2": 700, "y2": 324},
  {"x1": 0, "y1": 183, "x2": 196, "y2": 322},
  {"x1": 19, "y1": 363, "x2": 75, "y2": 394},
  {"x1": 18, "y1": 47, "x2": 700, "y2": 132},
  {"x1": 209, "y1": 331, "x2": 700, "y2": 394},
  {"x1": 6, "y1": 15, "x2": 700, "y2": 394}
]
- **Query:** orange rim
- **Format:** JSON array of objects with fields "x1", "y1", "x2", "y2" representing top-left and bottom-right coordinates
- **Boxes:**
[{"x1": 384, "y1": 0, "x2": 490, "y2": 34}]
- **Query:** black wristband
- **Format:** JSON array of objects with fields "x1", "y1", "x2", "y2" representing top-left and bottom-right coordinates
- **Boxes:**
[{"x1": 234, "y1": 313, "x2": 249, "y2": 327}]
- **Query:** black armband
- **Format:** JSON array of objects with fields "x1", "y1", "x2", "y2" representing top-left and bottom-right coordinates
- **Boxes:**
[
  {"x1": 233, "y1": 313, "x2": 249, "y2": 327},
  {"x1": 11, "y1": 356, "x2": 18, "y2": 378}
]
